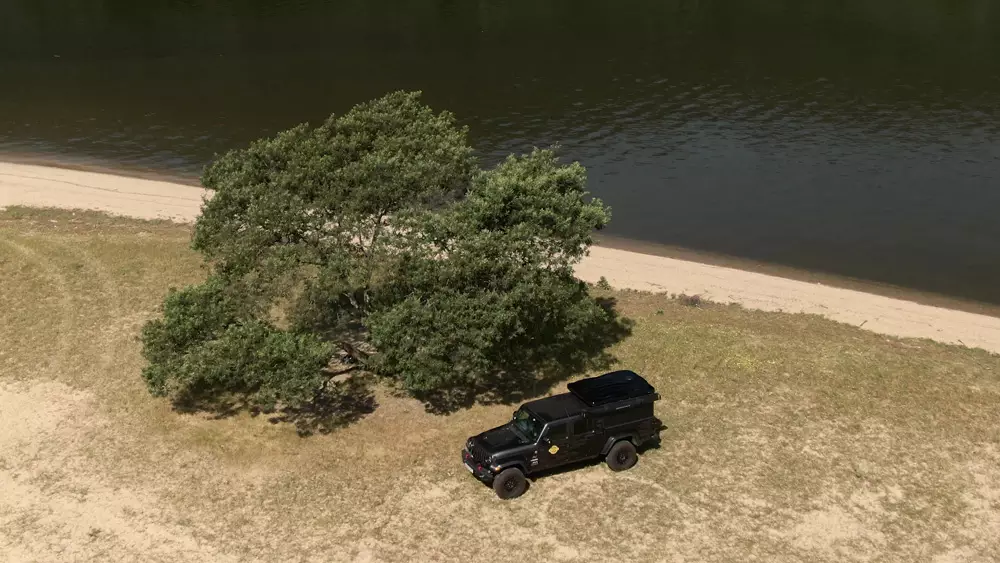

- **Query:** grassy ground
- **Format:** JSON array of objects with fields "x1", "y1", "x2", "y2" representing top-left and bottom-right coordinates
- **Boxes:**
[{"x1": 1, "y1": 207, "x2": 998, "y2": 563}]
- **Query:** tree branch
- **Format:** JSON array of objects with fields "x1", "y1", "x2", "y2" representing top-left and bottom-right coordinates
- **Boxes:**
[{"x1": 338, "y1": 340, "x2": 371, "y2": 364}]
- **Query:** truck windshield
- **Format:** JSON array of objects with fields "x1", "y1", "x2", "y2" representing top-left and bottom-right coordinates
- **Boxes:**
[{"x1": 512, "y1": 409, "x2": 543, "y2": 443}]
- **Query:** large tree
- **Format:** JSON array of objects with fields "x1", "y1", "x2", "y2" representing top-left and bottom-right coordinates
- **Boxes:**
[{"x1": 141, "y1": 90, "x2": 629, "y2": 421}]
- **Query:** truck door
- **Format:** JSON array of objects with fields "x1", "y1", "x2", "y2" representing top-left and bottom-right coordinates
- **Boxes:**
[
  {"x1": 569, "y1": 414, "x2": 606, "y2": 460},
  {"x1": 537, "y1": 421, "x2": 572, "y2": 470}
]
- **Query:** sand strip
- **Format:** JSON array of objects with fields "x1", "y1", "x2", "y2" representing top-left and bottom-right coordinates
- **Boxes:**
[{"x1": 3, "y1": 160, "x2": 999, "y2": 354}]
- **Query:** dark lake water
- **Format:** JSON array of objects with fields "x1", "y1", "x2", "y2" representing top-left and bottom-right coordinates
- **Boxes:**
[{"x1": 2, "y1": 0, "x2": 999, "y2": 304}]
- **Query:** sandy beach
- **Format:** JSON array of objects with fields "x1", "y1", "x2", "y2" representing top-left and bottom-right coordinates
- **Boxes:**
[{"x1": 3, "y1": 160, "x2": 1000, "y2": 354}]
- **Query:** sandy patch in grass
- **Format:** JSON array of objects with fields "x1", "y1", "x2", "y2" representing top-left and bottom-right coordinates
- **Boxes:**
[{"x1": 0, "y1": 380, "x2": 237, "y2": 563}]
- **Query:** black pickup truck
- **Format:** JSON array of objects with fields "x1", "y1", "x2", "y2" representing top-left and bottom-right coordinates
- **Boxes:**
[{"x1": 461, "y1": 370, "x2": 662, "y2": 499}]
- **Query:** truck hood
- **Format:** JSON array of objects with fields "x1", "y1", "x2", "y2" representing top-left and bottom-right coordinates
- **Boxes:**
[{"x1": 476, "y1": 423, "x2": 530, "y2": 452}]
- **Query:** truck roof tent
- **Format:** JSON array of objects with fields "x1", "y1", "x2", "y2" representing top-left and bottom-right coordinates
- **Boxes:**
[{"x1": 567, "y1": 370, "x2": 656, "y2": 407}]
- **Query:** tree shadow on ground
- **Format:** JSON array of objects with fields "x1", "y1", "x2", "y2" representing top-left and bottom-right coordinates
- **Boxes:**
[
  {"x1": 171, "y1": 393, "x2": 247, "y2": 420},
  {"x1": 413, "y1": 296, "x2": 634, "y2": 414},
  {"x1": 171, "y1": 370, "x2": 377, "y2": 437},
  {"x1": 266, "y1": 372, "x2": 377, "y2": 436}
]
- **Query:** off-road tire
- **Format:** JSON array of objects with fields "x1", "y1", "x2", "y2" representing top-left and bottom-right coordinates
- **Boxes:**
[
  {"x1": 492, "y1": 468, "x2": 528, "y2": 499},
  {"x1": 606, "y1": 440, "x2": 638, "y2": 471}
]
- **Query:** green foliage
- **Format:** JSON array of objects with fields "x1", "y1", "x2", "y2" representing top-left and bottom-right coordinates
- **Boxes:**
[
  {"x1": 140, "y1": 277, "x2": 333, "y2": 415},
  {"x1": 166, "y1": 320, "x2": 333, "y2": 412},
  {"x1": 193, "y1": 90, "x2": 474, "y2": 285},
  {"x1": 140, "y1": 276, "x2": 247, "y2": 396},
  {"x1": 141, "y1": 90, "x2": 629, "y2": 421},
  {"x1": 458, "y1": 149, "x2": 610, "y2": 267},
  {"x1": 365, "y1": 149, "x2": 627, "y2": 408},
  {"x1": 367, "y1": 272, "x2": 629, "y2": 407}
]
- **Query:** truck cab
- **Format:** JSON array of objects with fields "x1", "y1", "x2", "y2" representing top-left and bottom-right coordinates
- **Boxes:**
[{"x1": 461, "y1": 370, "x2": 662, "y2": 499}]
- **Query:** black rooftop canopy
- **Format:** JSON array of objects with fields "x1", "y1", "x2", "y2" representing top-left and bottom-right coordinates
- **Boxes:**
[
  {"x1": 567, "y1": 370, "x2": 655, "y2": 407},
  {"x1": 522, "y1": 392, "x2": 586, "y2": 422}
]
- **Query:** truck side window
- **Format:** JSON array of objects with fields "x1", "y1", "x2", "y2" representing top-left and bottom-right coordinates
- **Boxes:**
[
  {"x1": 546, "y1": 422, "x2": 568, "y2": 442},
  {"x1": 573, "y1": 417, "x2": 587, "y2": 435}
]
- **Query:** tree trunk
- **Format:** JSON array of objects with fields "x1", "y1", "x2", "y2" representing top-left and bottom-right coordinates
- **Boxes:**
[{"x1": 339, "y1": 340, "x2": 370, "y2": 364}]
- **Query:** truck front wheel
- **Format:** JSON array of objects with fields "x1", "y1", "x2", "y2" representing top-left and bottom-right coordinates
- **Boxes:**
[
  {"x1": 492, "y1": 468, "x2": 527, "y2": 499},
  {"x1": 606, "y1": 440, "x2": 638, "y2": 471}
]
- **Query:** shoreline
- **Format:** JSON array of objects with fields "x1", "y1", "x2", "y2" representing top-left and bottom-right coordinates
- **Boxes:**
[
  {"x1": 3, "y1": 159, "x2": 999, "y2": 354},
  {"x1": 593, "y1": 234, "x2": 1000, "y2": 320},
  {"x1": 0, "y1": 152, "x2": 204, "y2": 187}
]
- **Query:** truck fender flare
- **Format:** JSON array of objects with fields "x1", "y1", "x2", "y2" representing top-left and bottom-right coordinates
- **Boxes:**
[
  {"x1": 601, "y1": 435, "x2": 637, "y2": 456},
  {"x1": 497, "y1": 461, "x2": 527, "y2": 475}
]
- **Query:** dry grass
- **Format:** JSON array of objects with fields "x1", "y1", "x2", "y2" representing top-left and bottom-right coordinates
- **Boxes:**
[{"x1": 1, "y1": 206, "x2": 999, "y2": 563}]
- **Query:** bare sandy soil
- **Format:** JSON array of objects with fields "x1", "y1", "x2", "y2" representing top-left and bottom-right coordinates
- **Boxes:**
[
  {"x1": 3, "y1": 161, "x2": 999, "y2": 355},
  {"x1": 1, "y1": 209, "x2": 998, "y2": 562}
]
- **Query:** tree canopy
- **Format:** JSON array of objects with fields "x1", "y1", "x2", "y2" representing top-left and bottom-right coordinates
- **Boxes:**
[{"x1": 140, "y1": 90, "x2": 630, "y2": 428}]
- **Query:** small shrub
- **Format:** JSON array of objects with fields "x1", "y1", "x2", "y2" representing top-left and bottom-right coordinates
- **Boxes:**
[
  {"x1": 596, "y1": 276, "x2": 612, "y2": 290},
  {"x1": 676, "y1": 293, "x2": 704, "y2": 307}
]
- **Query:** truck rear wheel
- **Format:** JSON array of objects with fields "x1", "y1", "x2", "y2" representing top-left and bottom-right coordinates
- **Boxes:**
[
  {"x1": 492, "y1": 468, "x2": 527, "y2": 499},
  {"x1": 606, "y1": 440, "x2": 638, "y2": 471}
]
